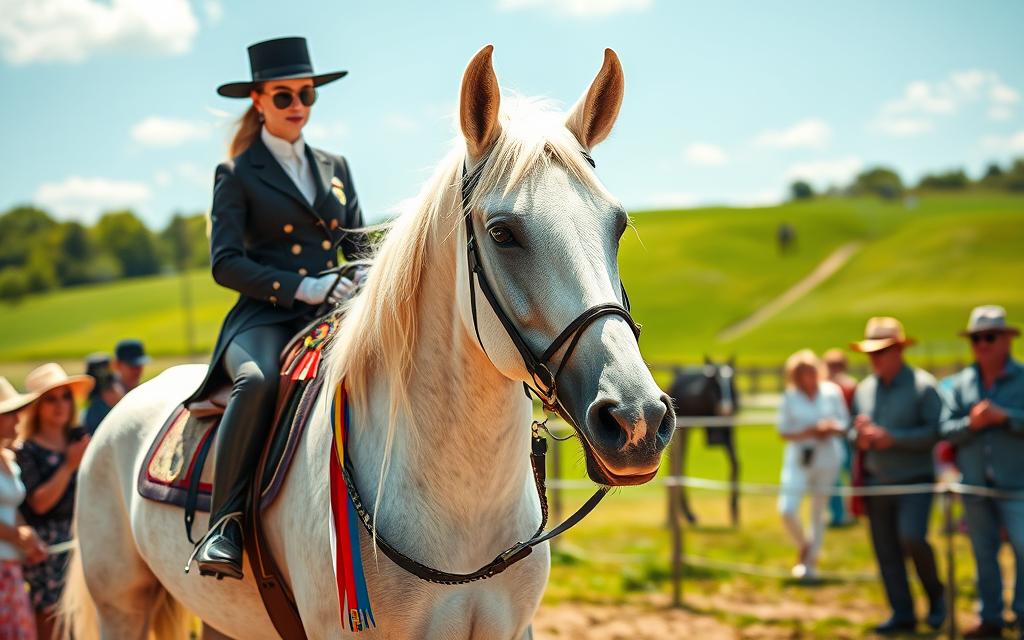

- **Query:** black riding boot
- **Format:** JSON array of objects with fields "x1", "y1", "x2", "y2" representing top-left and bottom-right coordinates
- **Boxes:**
[{"x1": 186, "y1": 324, "x2": 294, "y2": 579}]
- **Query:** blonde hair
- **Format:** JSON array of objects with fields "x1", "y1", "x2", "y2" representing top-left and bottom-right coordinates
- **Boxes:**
[
  {"x1": 784, "y1": 349, "x2": 824, "y2": 388},
  {"x1": 322, "y1": 95, "x2": 612, "y2": 511},
  {"x1": 229, "y1": 103, "x2": 262, "y2": 158}
]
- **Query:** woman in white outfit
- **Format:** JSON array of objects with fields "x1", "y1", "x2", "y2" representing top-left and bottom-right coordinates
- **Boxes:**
[{"x1": 776, "y1": 349, "x2": 849, "y2": 579}]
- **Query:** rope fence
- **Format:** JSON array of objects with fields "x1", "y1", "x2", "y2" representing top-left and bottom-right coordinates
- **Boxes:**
[{"x1": 539, "y1": 412, "x2": 1023, "y2": 640}]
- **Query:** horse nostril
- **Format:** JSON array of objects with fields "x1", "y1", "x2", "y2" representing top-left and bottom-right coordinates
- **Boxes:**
[
  {"x1": 656, "y1": 396, "x2": 675, "y2": 449},
  {"x1": 588, "y1": 401, "x2": 629, "y2": 450}
]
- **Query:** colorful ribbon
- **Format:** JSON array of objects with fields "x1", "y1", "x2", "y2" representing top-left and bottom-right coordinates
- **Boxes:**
[{"x1": 329, "y1": 384, "x2": 376, "y2": 632}]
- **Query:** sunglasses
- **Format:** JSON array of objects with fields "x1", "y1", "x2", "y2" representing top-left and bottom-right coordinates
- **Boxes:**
[
  {"x1": 268, "y1": 86, "x2": 317, "y2": 110},
  {"x1": 41, "y1": 390, "x2": 73, "y2": 404},
  {"x1": 970, "y1": 332, "x2": 1001, "y2": 344}
]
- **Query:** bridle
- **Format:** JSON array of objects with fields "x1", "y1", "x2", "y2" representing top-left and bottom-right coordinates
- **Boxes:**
[
  {"x1": 340, "y1": 148, "x2": 644, "y2": 585},
  {"x1": 462, "y1": 150, "x2": 641, "y2": 416}
]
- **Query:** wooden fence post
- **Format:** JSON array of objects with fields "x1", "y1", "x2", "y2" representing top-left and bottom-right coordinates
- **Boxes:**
[{"x1": 668, "y1": 437, "x2": 684, "y2": 607}]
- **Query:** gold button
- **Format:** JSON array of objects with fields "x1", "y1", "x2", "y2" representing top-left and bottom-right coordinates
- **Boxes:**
[
  {"x1": 330, "y1": 219, "x2": 338, "y2": 230},
  {"x1": 272, "y1": 281, "x2": 281, "y2": 290},
  {"x1": 291, "y1": 244, "x2": 301, "y2": 255},
  {"x1": 283, "y1": 224, "x2": 294, "y2": 233},
  {"x1": 298, "y1": 268, "x2": 308, "y2": 276},
  {"x1": 326, "y1": 260, "x2": 334, "y2": 268},
  {"x1": 322, "y1": 240, "x2": 331, "y2": 250},
  {"x1": 269, "y1": 295, "x2": 278, "y2": 304}
]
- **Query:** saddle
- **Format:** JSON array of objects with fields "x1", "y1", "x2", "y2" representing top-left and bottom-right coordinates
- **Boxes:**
[{"x1": 138, "y1": 291, "x2": 353, "y2": 640}]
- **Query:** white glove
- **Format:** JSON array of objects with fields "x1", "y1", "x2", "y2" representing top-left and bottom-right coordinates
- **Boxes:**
[
  {"x1": 295, "y1": 274, "x2": 340, "y2": 305},
  {"x1": 327, "y1": 277, "x2": 355, "y2": 305},
  {"x1": 350, "y1": 264, "x2": 370, "y2": 286}
]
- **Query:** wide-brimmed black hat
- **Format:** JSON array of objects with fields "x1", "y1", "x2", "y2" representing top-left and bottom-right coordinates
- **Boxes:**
[{"x1": 217, "y1": 37, "x2": 347, "y2": 98}]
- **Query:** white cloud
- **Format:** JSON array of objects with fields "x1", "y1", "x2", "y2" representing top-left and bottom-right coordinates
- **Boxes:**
[
  {"x1": 0, "y1": 0, "x2": 199, "y2": 64},
  {"x1": 991, "y1": 83, "x2": 1020, "y2": 106},
  {"x1": 202, "y1": 0, "x2": 223, "y2": 24},
  {"x1": 981, "y1": 130, "x2": 1024, "y2": 154},
  {"x1": 753, "y1": 118, "x2": 831, "y2": 150},
  {"x1": 381, "y1": 113, "x2": 418, "y2": 133},
  {"x1": 784, "y1": 156, "x2": 864, "y2": 189},
  {"x1": 873, "y1": 69, "x2": 1020, "y2": 134},
  {"x1": 35, "y1": 176, "x2": 151, "y2": 222},
  {"x1": 883, "y1": 80, "x2": 958, "y2": 116},
  {"x1": 684, "y1": 142, "x2": 728, "y2": 167},
  {"x1": 131, "y1": 116, "x2": 211, "y2": 147},
  {"x1": 304, "y1": 121, "x2": 350, "y2": 144},
  {"x1": 497, "y1": 0, "x2": 651, "y2": 17}
]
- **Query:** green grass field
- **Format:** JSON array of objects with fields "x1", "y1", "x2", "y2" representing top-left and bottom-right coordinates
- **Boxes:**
[{"x1": 0, "y1": 192, "x2": 1021, "y2": 371}]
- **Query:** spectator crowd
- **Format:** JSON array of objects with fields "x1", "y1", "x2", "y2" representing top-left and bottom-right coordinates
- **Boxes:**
[
  {"x1": 776, "y1": 305, "x2": 1023, "y2": 638},
  {"x1": 0, "y1": 339, "x2": 147, "y2": 639}
]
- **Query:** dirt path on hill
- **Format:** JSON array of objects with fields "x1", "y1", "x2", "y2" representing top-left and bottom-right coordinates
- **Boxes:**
[{"x1": 718, "y1": 242, "x2": 862, "y2": 343}]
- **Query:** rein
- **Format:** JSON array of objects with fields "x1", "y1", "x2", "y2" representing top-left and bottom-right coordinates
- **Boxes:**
[{"x1": 337, "y1": 149, "x2": 641, "y2": 587}]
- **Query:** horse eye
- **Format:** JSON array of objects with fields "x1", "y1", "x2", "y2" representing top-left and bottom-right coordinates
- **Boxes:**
[{"x1": 488, "y1": 226, "x2": 515, "y2": 246}]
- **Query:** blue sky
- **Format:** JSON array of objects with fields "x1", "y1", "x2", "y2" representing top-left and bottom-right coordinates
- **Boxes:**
[{"x1": 1, "y1": 0, "x2": 1022, "y2": 227}]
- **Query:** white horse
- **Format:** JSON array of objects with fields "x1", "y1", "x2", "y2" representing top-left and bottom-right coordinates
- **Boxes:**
[{"x1": 61, "y1": 45, "x2": 674, "y2": 640}]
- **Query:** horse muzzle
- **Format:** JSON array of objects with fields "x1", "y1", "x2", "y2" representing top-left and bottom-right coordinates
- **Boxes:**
[{"x1": 576, "y1": 393, "x2": 674, "y2": 486}]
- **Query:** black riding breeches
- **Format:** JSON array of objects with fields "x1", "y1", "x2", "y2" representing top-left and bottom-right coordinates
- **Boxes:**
[{"x1": 209, "y1": 320, "x2": 306, "y2": 524}]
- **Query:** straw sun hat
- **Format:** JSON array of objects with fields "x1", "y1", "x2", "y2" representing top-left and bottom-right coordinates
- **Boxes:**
[
  {"x1": 850, "y1": 317, "x2": 916, "y2": 354},
  {"x1": 0, "y1": 377, "x2": 37, "y2": 415},
  {"x1": 25, "y1": 363, "x2": 94, "y2": 401}
]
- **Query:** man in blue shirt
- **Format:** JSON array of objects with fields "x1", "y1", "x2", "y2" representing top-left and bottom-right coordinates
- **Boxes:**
[
  {"x1": 850, "y1": 317, "x2": 945, "y2": 635},
  {"x1": 942, "y1": 305, "x2": 1024, "y2": 639}
]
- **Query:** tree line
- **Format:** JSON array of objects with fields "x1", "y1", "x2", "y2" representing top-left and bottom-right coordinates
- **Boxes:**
[
  {"x1": 0, "y1": 207, "x2": 209, "y2": 303},
  {"x1": 3, "y1": 155, "x2": 1023, "y2": 303},
  {"x1": 790, "y1": 157, "x2": 1024, "y2": 201}
]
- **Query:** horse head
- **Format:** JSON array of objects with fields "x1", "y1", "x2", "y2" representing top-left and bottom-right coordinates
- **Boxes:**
[{"x1": 456, "y1": 45, "x2": 674, "y2": 486}]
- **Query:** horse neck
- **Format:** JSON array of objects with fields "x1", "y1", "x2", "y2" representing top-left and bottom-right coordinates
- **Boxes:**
[{"x1": 348, "y1": 223, "x2": 537, "y2": 564}]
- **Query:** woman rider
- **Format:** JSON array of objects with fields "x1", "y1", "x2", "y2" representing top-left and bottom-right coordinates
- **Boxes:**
[{"x1": 185, "y1": 37, "x2": 369, "y2": 580}]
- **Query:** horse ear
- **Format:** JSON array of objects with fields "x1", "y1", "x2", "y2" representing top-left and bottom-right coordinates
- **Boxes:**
[
  {"x1": 703, "y1": 354, "x2": 713, "y2": 366},
  {"x1": 566, "y1": 48, "x2": 624, "y2": 150},
  {"x1": 460, "y1": 44, "x2": 502, "y2": 163}
]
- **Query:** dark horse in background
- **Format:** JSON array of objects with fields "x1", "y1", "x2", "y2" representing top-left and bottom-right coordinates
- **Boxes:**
[{"x1": 667, "y1": 357, "x2": 741, "y2": 526}]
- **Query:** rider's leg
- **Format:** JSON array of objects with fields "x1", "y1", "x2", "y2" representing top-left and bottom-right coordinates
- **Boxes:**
[{"x1": 192, "y1": 323, "x2": 295, "y2": 579}]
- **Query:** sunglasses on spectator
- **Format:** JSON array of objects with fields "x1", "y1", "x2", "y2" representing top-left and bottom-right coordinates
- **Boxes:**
[
  {"x1": 267, "y1": 86, "x2": 317, "y2": 110},
  {"x1": 970, "y1": 332, "x2": 1001, "y2": 344},
  {"x1": 41, "y1": 390, "x2": 73, "y2": 404}
]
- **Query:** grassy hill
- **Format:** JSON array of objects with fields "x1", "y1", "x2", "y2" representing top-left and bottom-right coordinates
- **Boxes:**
[
  {"x1": 1, "y1": 193, "x2": 1021, "y2": 367},
  {"x1": 624, "y1": 192, "x2": 1024, "y2": 365}
]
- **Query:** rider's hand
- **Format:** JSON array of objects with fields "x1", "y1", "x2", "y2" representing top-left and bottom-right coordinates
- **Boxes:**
[
  {"x1": 295, "y1": 274, "x2": 340, "y2": 305},
  {"x1": 327, "y1": 277, "x2": 356, "y2": 305}
]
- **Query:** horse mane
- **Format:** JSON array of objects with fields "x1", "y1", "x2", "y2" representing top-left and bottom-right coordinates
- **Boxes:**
[{"x1": 321, "y1": 95, "x2": 614, "y2": 511}]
